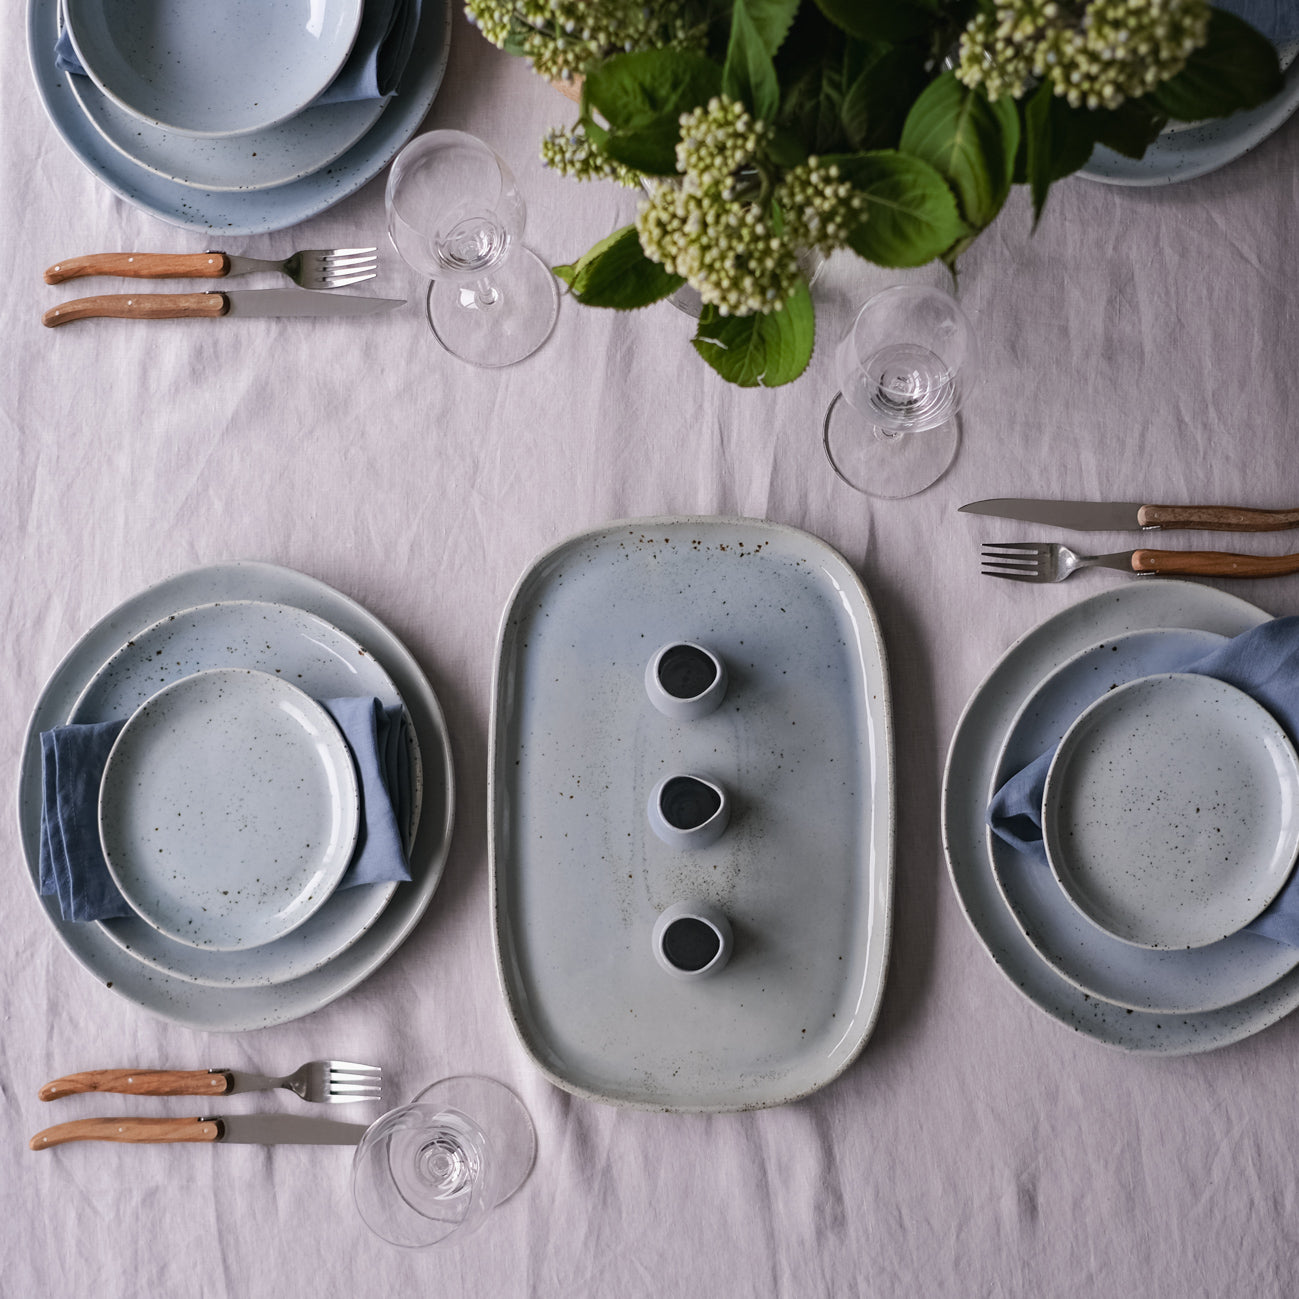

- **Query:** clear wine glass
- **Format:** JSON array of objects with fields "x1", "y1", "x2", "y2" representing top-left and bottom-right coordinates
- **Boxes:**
[
  {"x1": 351, "y1": 1075, "x2": 536, "y2": 1249},
  {"x1": 385, "y1": 130, "x2": 559, "y2": 367},
  {"x1": 822, "y1": 284, "x2": 976, "y2": 498}
]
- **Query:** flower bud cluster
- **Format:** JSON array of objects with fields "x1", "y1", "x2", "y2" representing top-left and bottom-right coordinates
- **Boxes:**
[
  {"x1": 464, "y1": 0, "x2": 698, "y2": 82},
  {"x1": 955, "y1": 0, "x2": 1210, "y2": 110},
  {"x1": 541, "y1": 125, "x2": 642, "y2": 185},
  {"x1": 635, "y1": 97, "x2": 867, "y2": 316}
]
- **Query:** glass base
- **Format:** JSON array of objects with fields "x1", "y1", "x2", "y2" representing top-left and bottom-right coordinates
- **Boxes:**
[
  {"x1": 822, "y1": 392, "x2": 960, "y2": 499},
  {"x1": 426, "y1": 246, "x2": 559, "y2": 367}
]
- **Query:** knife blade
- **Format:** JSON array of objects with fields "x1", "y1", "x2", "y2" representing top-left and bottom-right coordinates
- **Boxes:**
[
  {"x1": 29, "y1": 1114, "x2": 368, "y2": 1150},
  {"x1": 42, "y1": 289, "x2": 404, "y2": 327},
  {"x1": 959, "y1": 498, "x2": 1299, "y2": 533}
]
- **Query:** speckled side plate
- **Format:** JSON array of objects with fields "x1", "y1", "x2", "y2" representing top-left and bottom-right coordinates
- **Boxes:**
[
  {"x1": 16, "y1": 563, "x2": 455, "y2": 1031},
  {"x1": 942, "y1": 580, "x2": 1299, "y2": 1055},
  {"x1": 28, "y1": 0, "x2": 451, "y2": 234},
  {"x1": 490, "y1": 517, "x2": 894, "y2": 1112},
  {"x1": 1043, "y1": 673, "x2": 1299, "y2": 950},
  {"x1": 70, "y1": 599, "x2": 414, "y2": 987},
  {"x1": 1078, "y1": 41, "x2": 1299, "y2": 186},
  {"x1": 100, "y1": 668, "x2": 360, "y2": 950},
  {"x1": 988, "y1": 628, "x2": 1299, "y2": 1014}
]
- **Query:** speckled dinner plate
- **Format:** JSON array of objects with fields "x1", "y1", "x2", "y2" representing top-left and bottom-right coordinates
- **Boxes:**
[
  {"x1": 70, "y1": 599, "x2": 414, "y2": 988},
  {"x1": 100, "y1": 668, "x2": 360, "y2": 951},
  {"x1": 17, "y1": 563, "x2": 455, "y2": 1031},
  {"x1": 943, "y1": 580, "x2": 1299, "y2": 1055},
  {"x1": 988, "y1": 627, "x2": 1299, "y2": 1014},
  {"x1": 490, "y1": 517, "x2": 893, "y2": 1112}
]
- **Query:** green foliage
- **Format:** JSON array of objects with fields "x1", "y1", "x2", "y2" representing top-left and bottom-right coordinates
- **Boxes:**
[{"x1": 516, "y1": 0, "x2": 1288, "y2": 387}]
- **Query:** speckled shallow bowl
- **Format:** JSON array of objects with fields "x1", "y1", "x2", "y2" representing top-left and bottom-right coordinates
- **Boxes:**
[
  {"x1": 100, "y1": 668, "x2": 360, "y2": 951},
  {"x1": 1042, "y1": 673, "x2": 1299, "y2": 951},
  {"x1": 63, "y1": 0, "x2": 362, "y2": 137}
]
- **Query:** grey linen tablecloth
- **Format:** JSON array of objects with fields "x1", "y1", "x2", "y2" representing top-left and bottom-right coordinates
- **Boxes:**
[{"x1": 3, "y1": 11, "x2": 1299, "y2": 1298}]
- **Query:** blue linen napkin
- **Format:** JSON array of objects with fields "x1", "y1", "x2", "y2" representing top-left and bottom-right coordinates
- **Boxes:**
[
  {"x1": 1219, "y1": 0, "x2": 1299, "y2": 44},
  {"x1": 988, "y1": 616, "x2": 1299, "y2": 946},
  {"x1": 39, "y1": 696, "x2": 410, "y2": 925},
  {"x1": 55, "y1": 0, "x2": 421, "y2": 106}
]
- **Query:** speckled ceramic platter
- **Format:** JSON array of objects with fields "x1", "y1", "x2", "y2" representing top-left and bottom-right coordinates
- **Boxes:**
[
  {"x1": 1043, "y1": 673, "x2": 1299, "y2": 950},
  {"x1": 943, "y1": 579, "x2": 1299, "y2": 1054},
  {"x1": 988, "y1": 628, "x2": 1299, "y2": 1014},
  {"x1": 17, "y1": 563, "x2": 455, "y2": 1031},
  {"x1": 1079, "y1": 40, "x2": 1299, "y2": 185},
  {"x1": 70, "y1": 599, "x2": 413, "y2": 987},
  {"x1": 490, "y1": 517, "x2": 893, "y2": 1112},
  {"x1": 100, "y1": 669, "x2": 360, "y2": 951}
]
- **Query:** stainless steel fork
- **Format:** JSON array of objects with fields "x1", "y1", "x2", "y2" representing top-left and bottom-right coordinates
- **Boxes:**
[
  {"x1": 39, "y1": 1060, "x2": 384, "y2": 1104},
  {"x1": 44, "y1": 247, "x2": 378, "y2": 290},
  {"x1": 980, "y1": 541, "x2": 1299, "y2": 583}
]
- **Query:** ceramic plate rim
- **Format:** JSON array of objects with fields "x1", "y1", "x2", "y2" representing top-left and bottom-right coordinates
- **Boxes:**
[
  {"x1": 99, "y1": 667, "x2": 360, "y2": 951},
  {"x1": 984, "y1": 625, "x2": 1299, "y2": 1015},
  {"x1": 63, "y1": 0, "x2": 363, "y2": 138},
  {"x1": 27, "y1": 0, "x2": 451, "y2": 235},
  {"x1": 1042, "y1": 671, "x2": 1299, "y2": 950},
  {"x1": 489, "y1": 514, "x2": 894, "y2": 1112},
  {"x1": 1078, "y1": 42, "x2": 1299, "y2": 185},
  {"x1": 939, "y1": 579, "x2": 1299, "y2": 1055},
  {"x1": 16, "y1": 562, "x2": 455, "y2": 1031},
  {"x1": 70, "y1": 597, "x2": 412, "y2": 988}
]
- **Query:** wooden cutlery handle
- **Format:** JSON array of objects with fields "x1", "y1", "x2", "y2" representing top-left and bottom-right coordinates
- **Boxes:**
[
  {"x1": 1132, "y1": 550, "x2": 1299, "y2": 577},
  {"x1": 42, "y1": 293, "x2": 228, "y2": 327},
  {"x1": 39, "y1": 1069, "x2": 232, "y2": 1101},
  {"x1": 1138, "y1": 504, "x2": 1299, "y2": 532},
  {"x1": 30, "y1": 1117, "x2": 220, "y2": 1150},
  {"x1": 43, "y1": 252, "x2": 229, "y2": 284}
]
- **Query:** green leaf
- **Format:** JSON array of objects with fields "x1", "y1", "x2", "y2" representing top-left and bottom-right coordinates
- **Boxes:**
[
  {"x1": 692, "y1": 283, "x2": 815, "y2": 387},
  {"x1": 899, "y1": 72, "x2": 1019, "y2": 230},
  {"x1": 1088, "y1": 98, "x2": 1167, "y2": 159},
  {"x1": 584, "y1": 50, "x2": 723, "y2": 175},
  {"x1": 840, "y1": 42, "x2": 928, "y2": 150},
  {"x1": 812, "y1": 0, "x2": 931, "y2": 44},
  {"x1": 1150, "y1": 8, "x2": 1283, "y2": 121},
  {"x1": 830, "y1": 151, "x2": 968, "y2": 267},
  {"x1": 1022, "y1": 82, "x2": 1095, "y2": 225},
  {"x1": 734, "y1": 0, "x2": 801, "y2": 57},
  {"x1": 553, "y1": 225, "x2": 685, "y2": 310},
  {"x1": 723, "y1": 0, "x2": 781, "y2": 122}
]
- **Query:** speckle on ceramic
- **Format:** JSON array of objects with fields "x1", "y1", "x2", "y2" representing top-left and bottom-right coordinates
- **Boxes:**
[
  {"x1": 64, "y1": 0, "x2": 364, "y2": 137},
  {"x1": 1042, "y1": 673, "x2": 1299, "y2": 951},
  {"x1": 644, "y1": 642, "x2": 728, "y2": 721},
  {"x1": 652, "y1": 901, "x2": 733, "y2": 980},
  {"x1": 99, "y1": 667, "x2": 360, "y2": 951},
  {"x1": 647, "y1": 774, "x2": 730, "y2": 850}
]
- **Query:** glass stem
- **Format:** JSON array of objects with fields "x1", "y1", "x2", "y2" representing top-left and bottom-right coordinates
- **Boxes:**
[{"x1": 465, "y1": 277, "x2": 500, "y2": 310}]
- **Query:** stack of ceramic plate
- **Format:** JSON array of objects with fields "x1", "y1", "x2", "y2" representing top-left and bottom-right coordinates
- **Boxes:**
[
  {"x1": 27, "y1": 0, "x2": 451, "y2": 233},
  {"x1": 17, "y1": 563, "x2": 454, "y2": 1030},
  {"x1": 942, "y1": 580, "x2": 1299, "y2": 1054}
]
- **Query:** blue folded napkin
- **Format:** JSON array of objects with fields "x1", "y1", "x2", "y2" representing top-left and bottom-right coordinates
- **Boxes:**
[
  {"x1": 989, "y1": 616, "x2": 1299, "y2": 947},
  {"x1": 40, "y1": 696, "x2": 410, "y2": 925},
  {"x1": 1219, "y1": 0, "x2": 1299, "y2": 45},
  {"x1": 55, "y1": 0, "x2": 421, "y2": 106}
]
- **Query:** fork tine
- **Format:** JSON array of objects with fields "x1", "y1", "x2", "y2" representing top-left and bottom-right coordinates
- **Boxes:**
[
  {"x1": 326, "y1": 1082, "x2": 384, "y2": 1096},
  {"x1": 326, "y1": 1061, "x2": 382, "y2": 1074},
  {"x1": 980, "y1": 570, "x2": 1045, "y2": 583},
  {"x1": 979, "y1": 542, "x2": 1049, "y2": 554},
  {"x1": 320, "y1": 271, "x2": 378, "y2": 288},
  {"x1": 320, "y1": 247, "x2": 377, "y2": 259}
]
